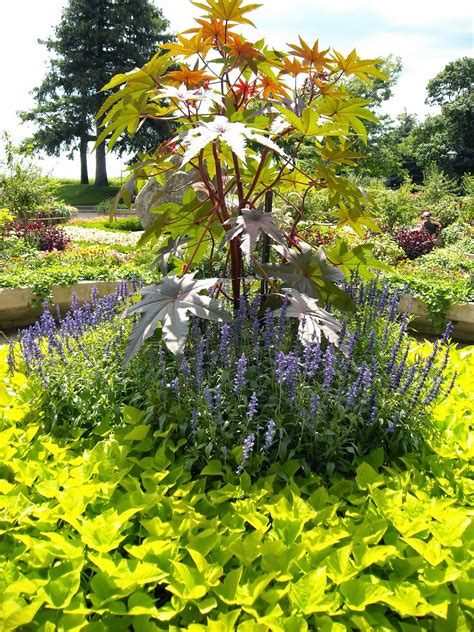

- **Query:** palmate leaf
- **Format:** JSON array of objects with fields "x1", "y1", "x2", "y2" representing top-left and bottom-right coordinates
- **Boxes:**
[
  {"x1": 317, "y1": 97, "x2": 379, "y2": 144},
  {"x1": 123, "y1": 273, "x2": 231, "y2": 361},
  {"x1": 287, "y1": 37, "x2": 331, "y2": 70},
  {"x1": 325, "y1": 238, "x2": 390, "y2": 281},
  {"x1": 220, "y1": 208, "x2": 287, "y2": 261},
  {"x1": 329, "y1": 49, "x2": 387, "y2": 83},
  {"x1": 278, "y1": 288, "x2": 343, "y2": 347},
  {"x1": 191, "y1": 0, "x2": 262, "y2": 27},
  {"x1": 274, "y1": 104, "x2": 347, "y2": 138},
  {"x1": 262, "y1": 244, "x2": 355, "y2": 311},
  {"x1": 180, "y1": 116, "x2": 285, "y2": 166}
]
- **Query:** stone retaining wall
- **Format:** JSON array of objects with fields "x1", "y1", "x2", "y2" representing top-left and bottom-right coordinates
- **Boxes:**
[
  {"x1": 398, "y1": 296, "x2": 474, "y2": 342},
  {"x1": 0, "y1": 281, "x2": 128, "y2": 329}
]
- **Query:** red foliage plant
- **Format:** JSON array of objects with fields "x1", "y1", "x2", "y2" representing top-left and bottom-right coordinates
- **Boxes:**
[
  {"x1": 4, "y1": 220, "x2": 71, "y2": 252},
  {"x1": 394, "y1": 228, "x2": 437, "y2": 260}
]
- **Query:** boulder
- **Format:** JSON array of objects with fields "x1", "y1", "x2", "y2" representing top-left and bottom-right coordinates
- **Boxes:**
[{"x1": 135, "y1": 164, "x2": 203, "y2": 230}]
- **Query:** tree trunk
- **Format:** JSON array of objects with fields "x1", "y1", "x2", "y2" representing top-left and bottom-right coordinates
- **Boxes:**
[
  {"x1": 95, "y1": 124, "x2": 109, "y2": 187},
  {"x1": 79, "y1": 136, "x2": 89, "y2": 185}
]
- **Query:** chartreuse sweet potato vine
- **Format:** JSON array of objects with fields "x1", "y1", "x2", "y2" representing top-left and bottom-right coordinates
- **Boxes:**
[
  {"x1": 0, "y1": 344, "x2": 473, "y2": 630},
  {"x1": 98, "y1": 0, "x2": 388, "y2": 359}
]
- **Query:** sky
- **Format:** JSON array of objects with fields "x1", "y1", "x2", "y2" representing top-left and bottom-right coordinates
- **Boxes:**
[{"x1": 0, "y1": 0, "x2": 472, "y2": 179}]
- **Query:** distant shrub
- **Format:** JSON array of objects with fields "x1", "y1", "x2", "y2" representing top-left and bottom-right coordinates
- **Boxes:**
[
  {"x1": 440, "y1": 221, "x2": 471, "y2": 246},
  {"x1": 394, "y1": 227, "x2": 437, "y2": 259},
  {"x1": 104, "y1": 217, "x2": 142, "y2": 232},
  {"x1": 367, "y1": 233, "x2": 405, "y2": 265},
  {"x1": 419, "y1": 164, "x2": 458, "y2": 204},
  {"x1": 30, "y1": 200, "x2": 74, "y2": 223},
  {"x1": 0, "y1": 133, "x2": 58, "y2": 219},
  {"x1": 427, "y1": 198, "x2": 462, "y2": 227},
  {"x1": 367, "y1": 183, "x2": 421, "y2": 229}
]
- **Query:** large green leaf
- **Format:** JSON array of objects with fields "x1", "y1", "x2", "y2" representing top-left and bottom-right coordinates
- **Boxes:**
[
  {"x1": 262, "y1": 245, "x2": 355, "y2": 311},
  {"x1": 276, "y1": 288, "x2": 343, "y2": 347},
  {"x1": 123, "y1": 273, "x2": 231, "y2": 360}
]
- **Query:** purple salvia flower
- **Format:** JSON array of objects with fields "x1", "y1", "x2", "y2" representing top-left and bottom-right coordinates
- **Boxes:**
[
  {"x1": 159, "y1": 347, "x2": 167, "y2": 388},
  {"x1": 323, "y1": 345, "x2": 336, "y2": 390},
  {"x1": 346, "y1": 332, "x2": 358, "y2": 365},
  {"x1": 398, "y1": 364, "x2": 417, "y2": 396},
  {"x1": 390, "y1": 342, "x2": 410, "y2": 389},
  {"x1": 181, "y1": 358, "x2": 191, "y2": 379},
  {"x1": 443, "y1": 371, "x2": 457, "y2": 399},
  {"x1": 422, "y1": 373, "x2": 444, "y2": 406},
  {"x1": 441, "y1": 320, "x2": 454, "y2": 344},
  {"x1": 219, "y1": 323, "x2": 231, "y2": 367},
  {"x1": 90, "y1": 286, "x2": 98, "y2": 306},
  {"x1": 203, "y1": 387, "x2": 214, "y2": 412},
  {"x1": 171, "y1": 377, "x2": 180, "y2": 395},
  {"x1": 368, "y1": 404, "x2": 378, "y2": 425},
  {"x1": 236, "y1": 433, "x2": 255, "y2": 474},
  {"x1": 304, "y1": 343, "x2": 321, "y2": 377},
  {"x1": 263, "y1": 420, "x2": 276, "y2": 450},
  {"x1": 309, "y1": 393, "x2": 320, "y2": 417},
  {"x1": 70, "y1": 292, "x2": 80, "y2": 312},
  {"x1": 410, "y1": 341, "x2": 440, "y2": 406},
  {"x1": 366, "y1": 279, "x2": 378, "y2": 307},
  {"x1": 263, "y1": 308, "x2": 274, "y2": 348},
  {"x1": 376, "y1": 284, "x2": 390, "y2": 311},
  {"x1": 250, "y1": 295, "x2": 261, "y2": 329},
  {"x1": 234, "y1": 353, "x2": 247, "y2": 394},
  {"x1": 366, "y1": 330, "x2": 375, "y2": 357},
  {"x1": 387, "y1": 290, "x2": 400, "y2": 322},
  {"x1": 247, "y1": 392, "x2": 258, "y2": 420},
  {"x1": 190, "y1": 409, "x2": 199, "y2": 432}
]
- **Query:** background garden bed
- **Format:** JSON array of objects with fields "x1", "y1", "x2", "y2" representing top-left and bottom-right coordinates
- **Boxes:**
[
  {"x1": 399, "y1": 296, "x2": 474, "y2": 341},
  {"x1": 0, "y1": 280, "x2": 131, "y2": 329}
]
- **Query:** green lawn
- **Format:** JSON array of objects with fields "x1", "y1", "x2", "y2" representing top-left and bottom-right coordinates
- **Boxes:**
[{"x1": 55, "y1": 181, "x2": 120, "y2": 206}]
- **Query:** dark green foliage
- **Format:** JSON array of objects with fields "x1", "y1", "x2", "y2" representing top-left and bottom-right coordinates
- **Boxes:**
[
  {"x1": 20, "y1": 0, "x2": 173, "y2": 184},
  {"x1": 0, "y1": 133, "x2": 58, "y2": 218},
  {"x1": 403, "y1": 58, "x2": 474, "y2": 177}
]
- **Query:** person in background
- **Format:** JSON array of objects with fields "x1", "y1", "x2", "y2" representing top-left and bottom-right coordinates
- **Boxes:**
[{"x1": 420, "y1": 211, "x2": 441, "y2": 236}]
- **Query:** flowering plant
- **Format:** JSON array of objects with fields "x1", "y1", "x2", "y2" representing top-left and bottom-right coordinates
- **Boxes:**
[
  {"x1": 3, "y1": 220, "x2": 71, "y2": 251},
  {"x1": 99, "y1": 0, "x2": 387, "y2": 357},
  {"x1": 12, "y1": 280, "x2": 455, "y2": 474}
]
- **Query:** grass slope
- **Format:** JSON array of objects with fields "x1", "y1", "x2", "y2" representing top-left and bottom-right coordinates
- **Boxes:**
[{"x1": 55, "y1": 182, "x2": 120, "y2": 207}]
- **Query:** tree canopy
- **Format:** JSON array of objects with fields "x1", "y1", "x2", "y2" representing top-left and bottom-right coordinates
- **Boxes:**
[
  {"x1": 403, "y1": 58, "x2": 474, "y2": 177},
  {"x1": 21, "y1": 0, "x2": 173, "y2": 185}
]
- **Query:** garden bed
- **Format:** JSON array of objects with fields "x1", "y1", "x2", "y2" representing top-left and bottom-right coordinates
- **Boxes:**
[
  {"x1": 0, "y1": 280, "x2": 131, "y2": 329},
  {"x1": 399, "y1": 296, "x2": 474, "y2": 342}
]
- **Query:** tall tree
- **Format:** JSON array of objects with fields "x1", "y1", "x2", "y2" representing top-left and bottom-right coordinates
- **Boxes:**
[
  {"x1": 21, "y1": 0, "x2": 172, "y2": 185},
  {"x1": 403, "y1": 58, "x2": 474, "y2": 176}
]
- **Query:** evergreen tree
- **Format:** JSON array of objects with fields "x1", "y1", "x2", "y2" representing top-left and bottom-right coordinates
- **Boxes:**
[{"x1": 21, "y1": 0, "x2": 172, "y2": 185}]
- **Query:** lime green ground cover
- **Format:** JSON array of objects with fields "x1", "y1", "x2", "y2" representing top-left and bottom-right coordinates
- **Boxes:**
[{"x1": 0, "y1": 342, "x2": 472, "y2": 630}]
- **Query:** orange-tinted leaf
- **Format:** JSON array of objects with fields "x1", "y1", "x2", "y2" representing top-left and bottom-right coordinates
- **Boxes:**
[
  {"x1": 185, "y1": 18, "x2": 237, "y2": 46},
  {"x1": 168, "y1": 65, "x2": 214, "y2": 88},
  {"x1": 163, "y1": 32, "x2": 214, "y2": 58},
  {"x1": 257, "y1": 73, "x2": 290, "y2": 99},
  {"x1": 287, "y1": 37, "x2": 330, "y2": 71},
  {"x1": 280, "y1": 56, "x2": 306, "y2": 77},
  {"x1": 226, "y1": 33, "x2": 263, "y2": 64}
]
